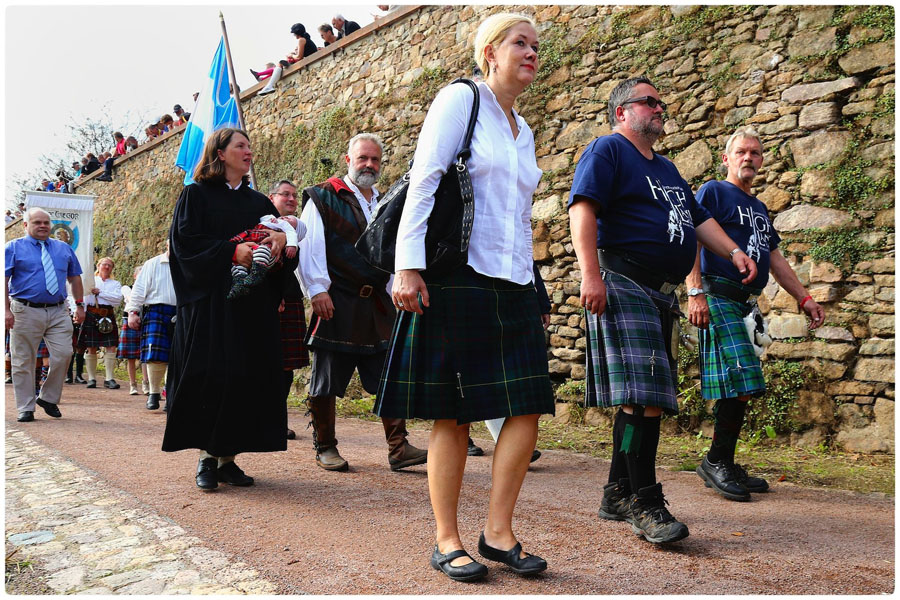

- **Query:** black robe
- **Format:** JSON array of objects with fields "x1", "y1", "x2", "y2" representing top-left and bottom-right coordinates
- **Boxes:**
[{"x1": 162, "y1": 182, "x2": 297, "y2": 456}]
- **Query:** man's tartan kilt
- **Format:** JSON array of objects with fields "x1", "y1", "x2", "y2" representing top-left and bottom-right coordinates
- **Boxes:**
[
  {"x1": 374, "y1": 265, "x2": 554, "y2": 425},
  {"x1": 584, "y1": 270, "x2": 681, "y2": 415},
  {"x1": 78, "y1": 310, "x2": 119, "y2": 349},
  {"x1": 117, "y1": 316, "x2": 141, "y2": 359},
  {"x1": 37, "y1": 339, "x2": 49, "y2": 359},
  {"x1": 280, "y1": 299, "x2": 309, "y2": 369},
  {"x1": 699, "y1": 275, "x2": 766, "y2": 400},
  {"x1": 140, "y1": 304, "x2": 176, "y2": 363}
]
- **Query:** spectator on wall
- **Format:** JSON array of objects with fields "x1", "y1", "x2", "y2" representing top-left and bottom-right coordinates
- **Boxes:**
[
  {"x1": 332, "y1": 14, "x2": 360, "y2": 39},
  {"x1": 125, "y1": 136, "x2": 139, "y2": 152},
  {"x1": 113, "y1": 132, "x2": 127, "y2": 157},
  {"x1": 174, "y1": 104, "x2": 191, "y2": 125},
  {"x1": 145, "y1": 123, "x2": 161, "y2": 141},
  {"x1": 96, "y1": 152, "x2": 115, "y2": 182},
  {"x1": 319, "y1": 24, "x2": 337, "y2": 46},
  {"x1": 159, "y1": 114, "x2": 176, "y2": 134}
]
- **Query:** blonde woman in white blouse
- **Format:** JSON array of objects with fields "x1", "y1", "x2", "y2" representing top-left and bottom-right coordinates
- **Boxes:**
[{"x1": 374, "y1": 13, "x2": 554, "y2": 582}]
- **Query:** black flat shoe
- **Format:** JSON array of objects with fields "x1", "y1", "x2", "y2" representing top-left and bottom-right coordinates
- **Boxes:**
[
  {"x1": 146, "y1": 393, "x2": 161, "y2": 410},
  {"x1": 86, "y1": 379, "x2": 97, "y2": 388},
  {"x1": 477, "y1": 532, "x2": 547, "y2": 575},
  {"x1": 74, "y1": 375, "x2": 87, "y2": 384},
  {"x1": 218, "y1": 461, "x2": 254, "y2": 486},
  {"x1": 430, "y1": 546, "x2": 488, "y2": 582},
  {"x1": 104, "y1": 379, "x2": 120, "y2": 389},
  {"x1": 17, "y1": 411, "x2": 34, "y2": 422},
  {"x1": 196, "y1": 457, "x2": 218, "y2": 490}
]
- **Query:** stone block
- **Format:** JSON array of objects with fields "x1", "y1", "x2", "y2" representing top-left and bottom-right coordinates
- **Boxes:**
[
  {"x1": 556, "y1": 120, "x2": 603, "y2": 150},
  {"x1": 773, "y1": 205, "x2": 858, "y2": 233},
  {"x1": 533, "y1": 241, "x2": 551, "y2": 262},
  {"x1": 790, "y1": 131, "x2": 853, "y2": 168},
  {"x1": 583, "y1": 407, "x2": 611, "y2": 427},
  {"x1": 809, "y1": 261, "x2": 843, "y2": 283},
  {"x1": 799, "y1": 102, "x2": 841, "y2": 129},
  {"x1": 859, "y1": 338, "x2": 894, "y2": 356},
  {"x1": 537, "y1": 153, "x2": 570, "y2": 172},
  {"x1": 788, "y1": 27, "x2": 837, "y2": 58},
  {"x1": 828, "y1": 380, "x2": 876, "y2": 396},
  {"x1": 672, "y1": 140, "x2": 713, "y2": 182},
  {"x1": 796, "y1": 7, "x2": 834, "y2": 30},
  {"x1": 853, "y1": 358, "x2": 895, "y2": 383},
  {"x1": 843, "y1": 100, "x2": 877, "y2": 116},
  {"x1": 836, "y1": 425, "x2": 891, "y2": 453},
  {"x1": 532, "y1": 195, "x2": 562, "y2": 221},
  {"x1": 874, "y1": 397, "x2": 894, "y2": 437},
  {"x1": 809, "y1": 284, "x2": 839, "y2": 303},
  {"x1": 548, "y1": 360, "x2": 572, "y2": 376},
  {"x1": 758, "y1": 114, "x2": 798, "y2": 135},
  {"x1": 790, "y1": 426, "x2": 827, "y2": 449},
  {"x1": 790, "y1": 390, "x2": 835, "y2": 426},
  {"x1": 757, "y1": 186, "x2": 792, "y2": 212},
  {"x1": 768, "y1": 314, "x2": 809, "y2": 339},
  {"x1": 551, "y1": 401, "x2": 574, "y2": 423},
  {"x1": 570, "y1": 363, "x2": 586, "y2": 380},
  {"x1": 724, "y1": 106, "x2": 756, "y2": 126},
  {"x1": 839, "y1": 41, "x2": 895, "y2": 75},
  {"x1": 799, "y1": 169, "x2": 833, "y2": 198},
  {"x1": 766, "y1": 341, "x2": 855, "y2": 362},
  {"x1": 551, "y1": 347, "x2": 585, "y2": 361},
  {"x1": 781, "y1": 77, "x2": 861, "y2": 103},
  {"x1": 843, "y1": 285, "x2": 876, "y2": 303},
  {"x1": 813, "y1": 326, "x2": 854, "y2": 342}
]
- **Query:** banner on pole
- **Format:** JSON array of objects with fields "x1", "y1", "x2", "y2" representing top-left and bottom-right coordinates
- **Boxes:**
[{"x1": 24, "y1": 191, "x2": 96, "y2": 293}]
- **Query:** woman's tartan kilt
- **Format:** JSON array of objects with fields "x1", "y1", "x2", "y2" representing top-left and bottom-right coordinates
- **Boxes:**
[
  {"x1": 699, "y1": 275, "x2": 766, "y2": 401},
  {"x1": 140, "y1": 304, "x2": 177, "y2": 363},
  {"x1": 78, "y1": 310, "x2": 119, "y2": 349},
  {"x1": 374, "y1": 265, "x2": 554, "y2": 425},
  {"x1": 117, "y1": 316, "x2": 141, "y2": 359},
  {"x1": 280, "y1": 299, "x2": 309, "y2": 369},
  {"x1": 584, "y1": 270, "x2": 681, "y2": 415}
]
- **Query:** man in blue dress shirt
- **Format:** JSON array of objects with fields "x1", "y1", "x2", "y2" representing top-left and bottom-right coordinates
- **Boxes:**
[{"x1": 5, "y1": 207, "x2": 86, "y2": 422}]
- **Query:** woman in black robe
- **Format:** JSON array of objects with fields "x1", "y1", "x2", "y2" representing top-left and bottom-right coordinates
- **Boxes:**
[{"x1": 163, "y1": 127, "x2": 296, "y2": 490}]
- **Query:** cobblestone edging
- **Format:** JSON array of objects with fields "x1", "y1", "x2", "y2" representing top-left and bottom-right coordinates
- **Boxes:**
[{"x1": 5, "y1": 428, "x2": 281, "y2": 594}]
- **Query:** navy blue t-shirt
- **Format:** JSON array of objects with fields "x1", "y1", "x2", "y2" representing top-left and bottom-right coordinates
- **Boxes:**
[
  {"x1": 568, "y1": 133, "x2": 712, "y2": 281},
  {"x1": 697, "y1": 180, "x2": 780, "y2": 290}
]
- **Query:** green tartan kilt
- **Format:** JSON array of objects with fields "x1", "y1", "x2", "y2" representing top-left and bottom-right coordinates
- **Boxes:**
[
  {"x1": 373, "y1": 265, "x2": 554, "y2": 424},
  {"x1": 699, "y1": 287, "x2": 767, "y2": 401}
]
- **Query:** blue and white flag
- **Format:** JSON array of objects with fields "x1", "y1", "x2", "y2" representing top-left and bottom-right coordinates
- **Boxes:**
[{"x1": 175, "y1": 38, "x2": 241, "y2": 185}]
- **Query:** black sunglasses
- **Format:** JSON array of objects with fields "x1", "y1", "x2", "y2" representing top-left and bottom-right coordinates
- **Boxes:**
[{"x1": 621, "y1": 96, "x2": 668, "y2": 111}]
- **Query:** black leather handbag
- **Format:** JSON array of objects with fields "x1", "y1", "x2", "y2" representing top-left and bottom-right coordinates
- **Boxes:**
[{"x1": 355, "y1": 78, "x2": 479, "y2": 277}]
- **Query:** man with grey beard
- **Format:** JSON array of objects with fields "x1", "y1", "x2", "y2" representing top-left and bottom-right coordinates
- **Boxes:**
[{"x1": 297, "y1": 133, "x2": 427, "y2": 473}]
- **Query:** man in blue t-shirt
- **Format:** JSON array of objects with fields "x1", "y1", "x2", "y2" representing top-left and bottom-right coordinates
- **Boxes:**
[
  {"x1": 685, "y1": 128, "x2": 825, "y2": 502},
  {"x1": 569, "y1": 76, "x2": 758, "y2": 544},
  {"x1": 5, "y1": 208, "x2": 86, "y2": 422}
]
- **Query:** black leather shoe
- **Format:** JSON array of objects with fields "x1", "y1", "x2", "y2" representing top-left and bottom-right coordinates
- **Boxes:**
[
  {"x1": 104, "y1": 379, "x2": 120, "y2": 389},
  {"x1": 64, "y1": 376, "x2": 73, "y2": 384},
  {"x1": 530, "y1": 449, "x2": 542, "y2": 463},
  {"x1": 477, "y1": 532, "x2": 547, "y2": 575},
  {"x1": 430, "y1": 546, "x2": 488, "y2": 582},
  {"x1": 286, "y1": 428, "x2": 296, "y2": 440},
  {"x1": 734, "y1": 463, "x2": 770, "y2": 493},
  {"x1": 17, "y1": 411, "x2": 34, "y2": 422},
  {"x1": 36, "y1": 399, "x2": 62, "y2": 418},
  {"x1": 196, "y1": 457, "x2": 218, "y2": 490},
  {"x1": 86, "y1": 379, "x2": 97, "y2": 388},
  {"x1": 217, "y1": 461, "x2": 254, "y2": 486},
  {"x1": 74, "y1": 375, "x2": 87, "y2": 384},
  {"x1": 146, "y1": 393, "x2": 161, "y2": 410},
  {"x1": 696, "y1": 456, "x2": 750, "y2": 501},
  {"x1": 467, "y1": 438, "x2": 484, "y2": 456}
]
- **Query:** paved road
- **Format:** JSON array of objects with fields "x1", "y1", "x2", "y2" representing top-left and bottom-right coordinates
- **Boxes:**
[{"x1": 5, "y1": 382, "x2": 895, "y2": 594}]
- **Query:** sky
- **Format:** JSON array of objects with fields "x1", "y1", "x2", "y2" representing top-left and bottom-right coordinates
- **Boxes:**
[{"x1": 4, "y1": 2, "x2": 386, "y2": 204}]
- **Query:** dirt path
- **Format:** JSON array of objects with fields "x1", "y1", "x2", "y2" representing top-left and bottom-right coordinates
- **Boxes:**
[{"x1": 5, "y1": 382, "x2": 894, "y2": 594}]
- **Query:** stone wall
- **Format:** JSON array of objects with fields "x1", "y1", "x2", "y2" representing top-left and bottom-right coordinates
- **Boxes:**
[{"x1": 15, "y1": 5, "x2": 893, "y2": 451}]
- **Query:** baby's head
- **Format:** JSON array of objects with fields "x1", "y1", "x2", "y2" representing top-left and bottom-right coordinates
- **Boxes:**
[{"x1": 281, "y1": 215, "x2": 298, "y2": 227}]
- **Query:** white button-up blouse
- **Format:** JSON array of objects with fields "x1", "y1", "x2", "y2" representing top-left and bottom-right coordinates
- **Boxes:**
[{"x1": 395, "y1": 81, "x2": 542, "y2": 285}]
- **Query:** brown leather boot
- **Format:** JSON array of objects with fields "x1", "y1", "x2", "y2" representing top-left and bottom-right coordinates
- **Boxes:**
[
  {"x1": 382, "y1": 417, "x2": 427, "y2": 471},
  {"x1": 307, "y1": 395, "x2": 348, "y2": 471}
]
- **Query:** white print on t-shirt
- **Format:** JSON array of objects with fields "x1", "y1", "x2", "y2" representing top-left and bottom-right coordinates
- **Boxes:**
[
  {"x1": 737, "y1": 205, "x2": 772, "y2": 262},
  {"x1": 646, "y1": 176, "x2": 692, "y2": 245}
]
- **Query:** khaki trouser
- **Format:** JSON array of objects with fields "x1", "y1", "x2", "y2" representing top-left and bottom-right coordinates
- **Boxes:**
[{"x1": 9, "y1": 300, "x2": 72, "y2": 412}]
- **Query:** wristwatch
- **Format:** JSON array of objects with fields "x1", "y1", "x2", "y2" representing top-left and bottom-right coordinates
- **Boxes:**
[
  {"x1": 729, "y1": 248, "x2": 743, "y2": 258},
  {"x1": 687, "y1": 287, "x2": 705, "y2": 297}
]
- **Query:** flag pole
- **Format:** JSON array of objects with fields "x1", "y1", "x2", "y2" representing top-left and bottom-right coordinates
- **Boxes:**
[{"x1": 219, "y1": 11, "x2": 257, "y2": 188}]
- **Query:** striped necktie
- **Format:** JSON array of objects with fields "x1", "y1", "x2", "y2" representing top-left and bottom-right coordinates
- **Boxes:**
[{"x1": 40, "y1": 240, "x2": 59, "y2": 296}]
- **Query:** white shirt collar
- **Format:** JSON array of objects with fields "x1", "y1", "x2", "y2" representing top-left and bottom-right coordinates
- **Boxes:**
[
  {"x1": 225, "y1": 180, "x2": 243, "y2": 190},
  {"x1": 343, "y1": 175, "x2": 379, "y2": 204}
]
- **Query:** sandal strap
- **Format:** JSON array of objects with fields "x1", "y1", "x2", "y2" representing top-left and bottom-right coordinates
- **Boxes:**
[{"x1": 437, "y1": 549, "x2": 471, "y2": 565}]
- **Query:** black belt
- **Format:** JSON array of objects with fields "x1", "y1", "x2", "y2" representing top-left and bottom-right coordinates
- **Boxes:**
[
  {"x1": 702, "y1": 276, "x2": 758, "y2": 304},
  {"x1": 14, "y1": 298, "x2": 64, "y2": 308},
  {"x1": 597, "y1": 249, "x2": 679, "y2": 295}
]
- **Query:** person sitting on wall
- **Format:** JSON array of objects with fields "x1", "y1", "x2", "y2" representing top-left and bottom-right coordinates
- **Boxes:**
[
  {"x1": 332, "y1": 14, "x2": 360, "y2": 39},
  {"x1": 318, "y1": 24, "x2": 337, "y2": 46},
  {"x1": 125, "y1": 136, "x2": 139, "y2": 152},
  {"x1": 96, "y1": 152, "x2": 115, "y2": 182},
  {"x1": 159, "y1": 114, "x2": 176, "y2": 134},
  {"x1": 145, "y1": 123, "x2": 161, "y2": 141},
  {"x1": 81, "y1": 154, "x2": 101, "y2": 176},
  {"x1": 113, "y1": 132, "x2": 127, "y2": 157},
  {"x1": 174, "y1": 104, "x2": 191, "y2": 125}
]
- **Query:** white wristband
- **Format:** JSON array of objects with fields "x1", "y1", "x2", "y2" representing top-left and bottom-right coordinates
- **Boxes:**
[{"x1": 729, "y1": 248, "x2": 743, "y2": 258}]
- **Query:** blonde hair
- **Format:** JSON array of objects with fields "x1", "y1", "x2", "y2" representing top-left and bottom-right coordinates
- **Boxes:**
[
  {"x1": 725, "y1": 127, "x2": 762, "y2": 154},
  {"x1": 473, "y1": 12, "x2": 536, "y2": 77},
  {"x1": 95, "y1": 256, "x2": 115, "y2": 276}
]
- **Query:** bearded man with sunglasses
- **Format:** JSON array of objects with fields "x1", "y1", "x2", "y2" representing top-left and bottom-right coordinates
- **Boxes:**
[{"x1": 568, "y1": 76, "x2": 757, "y2": 544}]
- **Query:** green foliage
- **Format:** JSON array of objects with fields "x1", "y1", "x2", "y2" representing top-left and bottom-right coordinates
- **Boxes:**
[
  {"x1": 829, "y1": 150, "x2": 893, "y2": 212},
  {"x1": 852, "y1": 5, "x2": 894, "y2": 38},
  {"x1": 784, "y1": 227, "x2": 877, "y2": 276},
  {"x1": 555, "y1": 378, "x2": 586, "y2": 402},
  {"x1": 406, "y1": 66, "x2": 449, "y2": 105},
  {"x1": 875, "y1": 90, "x2": 895, "y2": 116},
  {"x1": 746, "y1": 360, "x2": 817, "y2": 434},
  {"x1": 672, "y1": 5, "x2": 752, "y2": 38}
]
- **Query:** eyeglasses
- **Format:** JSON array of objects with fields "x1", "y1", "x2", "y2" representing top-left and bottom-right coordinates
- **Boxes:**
[
  {"x1": 274, "y1": 191, "x2": 298, "y2": 198},
  {"x1": 620, "y1": 96, "x2": 668, "y2": 111}
]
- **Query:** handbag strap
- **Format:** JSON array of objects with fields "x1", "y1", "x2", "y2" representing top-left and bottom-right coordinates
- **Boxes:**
[
  {"x1": 451, "y1": 77, "x2": 480, "y2": 165},
  {"x1": 449, "y1": 78, "x2": 479, "y2": 252}
]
